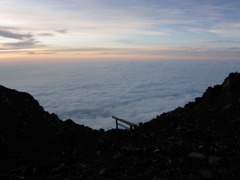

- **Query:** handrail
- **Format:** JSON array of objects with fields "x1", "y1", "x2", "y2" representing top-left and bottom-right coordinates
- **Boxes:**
[{"x1": 112, "y1": 116, "x2": 137, "y2": 130}]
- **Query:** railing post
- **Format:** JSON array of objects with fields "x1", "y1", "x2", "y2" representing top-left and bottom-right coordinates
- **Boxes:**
[{"x1": 116, "y1": 119, "x2": 118, "y2": 129}]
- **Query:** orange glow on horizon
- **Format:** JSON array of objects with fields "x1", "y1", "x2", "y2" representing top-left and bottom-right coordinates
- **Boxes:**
[{"x1": 1, "y1": 47, "x2": 240, "y2": 63}]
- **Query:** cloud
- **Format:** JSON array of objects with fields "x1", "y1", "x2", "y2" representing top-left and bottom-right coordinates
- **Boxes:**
[
  {"x1": 49, "y1": 47, "x2": 116, "y2": 53},
  {"x1": 0, "y1": 50, "x2": 22, "y2": 54},
  {"x1": 0, "y1": 26, "x2": 19, "y2": 30},
  {"x1": 37, "y1": 33, "x2": 55, "y2": 37},
  {"x1": 56, "y1": 29, "x2": 67, "y2": 34},
  {"x1": 0, "y1": 29, "x2": 51, "y2": 51},
  {"x1": 0, "y1": 29, "x2": 32, "y2": 40},
  {"x1": 227, "y1": 47, "x2": 240, "y2": 51},
  {"x1": 0, "y1": 28, "x2": 44, "y2": 51},
  {"x1": 116, "y1": 39, "x2": 140, "y2": 45},
  {"x1": 2, "y1": 39, "x2": 41, "y2": 49},
  {"x1": 34, "y1": 46, "x2": 240, "y2": 61},
  {"x1": 188, "y1": 23, "x2": 240, "y2": 37},
  {"x1": 27, "y1": 51, "x2": 55, "y2": 55},
  {"x1": 1, "y1": 60, "x2": 240, "y2": 129},
  {"x1": 208, "y1": 40, "x2": 240, "y2": 44}
]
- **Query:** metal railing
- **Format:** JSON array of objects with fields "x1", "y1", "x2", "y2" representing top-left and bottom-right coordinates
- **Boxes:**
[{"x1": 112, "y1": 116, "x2": 137, "y2": 130}]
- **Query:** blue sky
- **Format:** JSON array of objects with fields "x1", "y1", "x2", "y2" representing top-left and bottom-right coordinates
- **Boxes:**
[{"x1": 0, "y1": 0, "x2": 240, "y2": 61}]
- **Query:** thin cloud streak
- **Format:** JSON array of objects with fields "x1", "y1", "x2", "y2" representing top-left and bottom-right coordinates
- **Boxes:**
[
  {"x1": 37, "y1": 33, "x2": 55, "y2": 37},
  {"x1": 2, "y1": 40, "x2": 40, "y2": 48},
  {"x1": 0, "y1": 29, "x2": 32, "y2": 40},
  {"x1": 56, "y1": 29, "x2": 67, "y2": 34},
  {"x1": 27, "y1": 51, "x2": 55, "y2": 55}
]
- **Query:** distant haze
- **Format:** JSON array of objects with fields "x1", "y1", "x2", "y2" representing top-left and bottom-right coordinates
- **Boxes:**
[{"x1": 0, "y1": 60, "x2": 240, "y2": 129}]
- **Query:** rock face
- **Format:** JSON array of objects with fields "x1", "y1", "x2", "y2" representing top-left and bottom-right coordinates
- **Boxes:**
[
  {"x1": 0, "y1": 85, "x2": 97, "y2": 172},
  {"x1": 1, "y1": 72, "x2": 240, "y2": 179}
]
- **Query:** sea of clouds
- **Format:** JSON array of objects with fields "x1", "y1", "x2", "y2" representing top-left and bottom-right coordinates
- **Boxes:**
[{"x1": 0, "y1": 60, "x2": 240, "y2": 129}]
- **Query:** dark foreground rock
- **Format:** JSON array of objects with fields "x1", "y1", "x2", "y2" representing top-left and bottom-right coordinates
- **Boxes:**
[{"x1": 1, "y1": 72, "x2": 240, "y2": 179}]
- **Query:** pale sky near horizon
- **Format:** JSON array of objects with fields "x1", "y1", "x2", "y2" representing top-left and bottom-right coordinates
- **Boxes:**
[{"x1": 0, "y1": 0, "x2": 240, "y2": 62}]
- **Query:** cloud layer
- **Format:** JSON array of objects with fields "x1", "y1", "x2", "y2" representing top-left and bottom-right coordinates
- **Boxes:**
[{"x1": 0, "y1": 60, "x2": 240, "y2": 129}]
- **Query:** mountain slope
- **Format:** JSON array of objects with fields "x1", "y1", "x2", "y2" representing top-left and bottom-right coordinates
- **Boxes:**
[
  {"x1": 0, "y1": 85, "x2": 97, "y2": 169},
  {"x1": 1, "y1": 72, "x2": 240, "y2": 179}
]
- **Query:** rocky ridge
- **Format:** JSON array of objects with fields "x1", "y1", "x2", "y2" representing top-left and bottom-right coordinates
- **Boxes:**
[{"x1": 1, "y1": 72, "x2": 240, "y2": 179}]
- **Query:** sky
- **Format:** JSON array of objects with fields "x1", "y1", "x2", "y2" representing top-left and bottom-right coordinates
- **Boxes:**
[{"x1": 0, "y1": 0, "x2": 240, "y2": 62}]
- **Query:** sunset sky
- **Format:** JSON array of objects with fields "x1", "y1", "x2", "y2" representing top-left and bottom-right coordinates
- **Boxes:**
[{"x1": 0, "y1": 0, "x2": 240, "y2": 62}]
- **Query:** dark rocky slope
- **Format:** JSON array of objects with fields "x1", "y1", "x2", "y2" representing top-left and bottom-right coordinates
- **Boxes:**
[
  {"x1": 0, "y1": 85, "x2": 98, "y2": 178},
  {"x1": 1, "y1": 72, "x2": 240, "y2": 179}
]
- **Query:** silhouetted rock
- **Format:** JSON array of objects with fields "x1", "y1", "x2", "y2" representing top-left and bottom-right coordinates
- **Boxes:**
[
  {"x1": 1, "y1": 72, "x2": 240, "y2": 179},
  {"x1": 0, "y1": 85, "x2": 98, "y2": 174}
]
